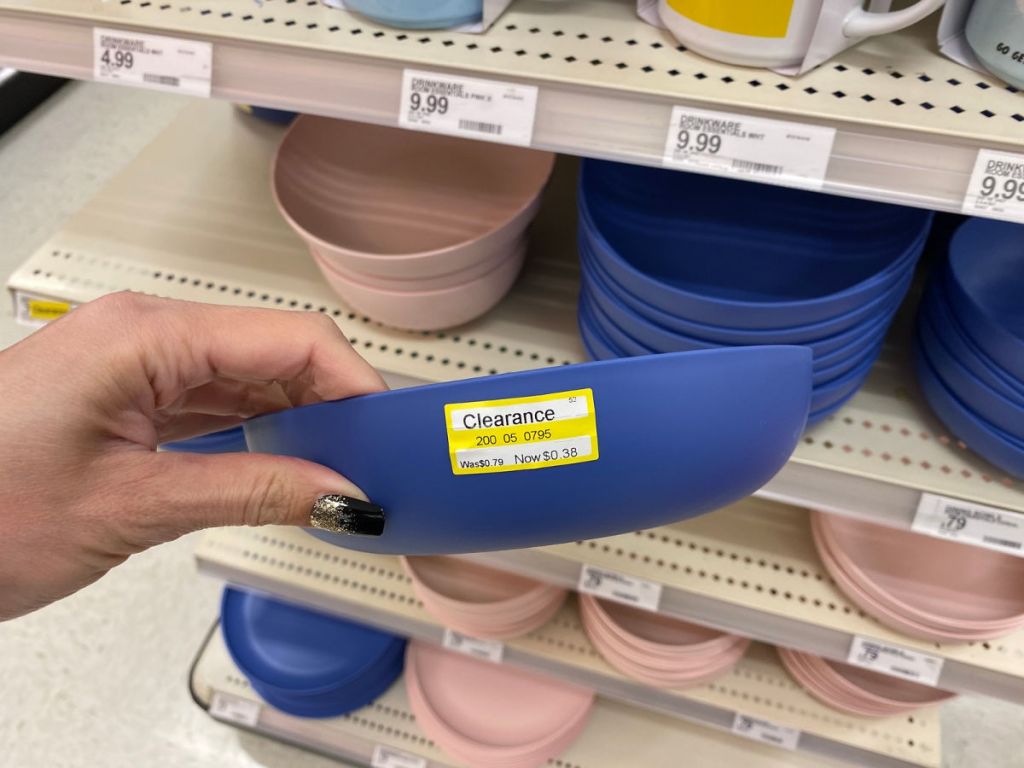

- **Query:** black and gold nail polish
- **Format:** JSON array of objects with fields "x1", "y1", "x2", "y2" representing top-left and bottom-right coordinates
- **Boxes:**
[{"x1": 310, "y1": 494, "x2": 386, "y2": 536}]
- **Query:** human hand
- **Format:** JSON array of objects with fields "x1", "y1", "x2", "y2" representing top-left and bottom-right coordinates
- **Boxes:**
[{"x1": 0, "y1": 293, "x2": 387, "y2": 621}]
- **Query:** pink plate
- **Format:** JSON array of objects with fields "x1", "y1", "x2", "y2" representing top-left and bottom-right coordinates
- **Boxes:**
[
  {"x1": 812, "y1": 511, "x2": 1024, "y2": 630},
  {"x1": 312, "y1": 242, "x2": 524, "y2": 330},
  {"x1": 417, "y1": 588, "x2": 566, "y2": 641},
  {"x1": 406, "y1": 641, "x2": 593, "y2": 768},
  {"x1": 272, "y1": 116, "x2": 554, "y2": 280},
  {"x1": 402, "y1": 557, "x2": 565, "y2": 615}
]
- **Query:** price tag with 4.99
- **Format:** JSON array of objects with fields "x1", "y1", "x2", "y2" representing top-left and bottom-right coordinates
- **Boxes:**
[
  {"x1": 93, "y1": 27, "x2": 212, "y2": 97},
  {"x1": 963, "y1": 149, "x2": 1024, "y2": 223}
]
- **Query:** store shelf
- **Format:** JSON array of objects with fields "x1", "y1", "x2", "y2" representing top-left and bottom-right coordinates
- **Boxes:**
[
  {"x1": 193, "y1": 527, "x2": 940, "y2": 768},
  {"x1": 9, "y1": 98, "x2": 1024, "y2": 534},
  {"x1": 1, "y1": 0, "x2": 1024, "y2": 215},
  {"x1": 191, "y1": 625, "x2": 874, "y2": 768}
]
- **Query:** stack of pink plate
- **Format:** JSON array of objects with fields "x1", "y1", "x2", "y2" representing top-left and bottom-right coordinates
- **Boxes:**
[
  {"x1": 778, "y1": 647, "x2": 954, "y2": 717},
  {"x1": 578, "y1": 594, "x2": 749, "y2": 688},
  {"x1": 402, "y1": 556, "x2": 567, "y2": 640},
  {"x1": 406, "y1": 641, "x2": 594, "y2": 768},
  {"x1": 811, "y1": 510, "x2": 1024, "y2": 642},
  {"x1": 272, "y1": 116, "x2": 555, "y2": 330}
]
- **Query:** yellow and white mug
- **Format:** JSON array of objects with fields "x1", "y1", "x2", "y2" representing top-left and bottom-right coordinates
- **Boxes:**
[{"x1": 658, "y1": 0, "x2": 946, "y2": 68}]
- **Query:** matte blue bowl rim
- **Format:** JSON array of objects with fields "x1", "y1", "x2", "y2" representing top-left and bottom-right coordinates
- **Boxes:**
[
  {"x1": 579, "y1": 161, "x2": 930, "y2": 321},
  {"x1": 221, "y1": 588, "x2": 404, "y2": 695},
  {"x1": 579, "y1": 229, "x2": 915, "y2": 344},
  {"x1": 343, "y1": 0, "x2": 482, "y2": 29},
  {"x1": 161, "y1": 426, "x2": 247, "y2": 453}
]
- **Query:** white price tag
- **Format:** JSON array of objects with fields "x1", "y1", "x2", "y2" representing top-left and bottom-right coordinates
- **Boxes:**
[
  {"x1": 93, "y1": 28, "x2": 212, "y2": 97},
  {"x1": 13, "y1": 291, "x2": 75, "y2": 328},
  {"x1": 399, "y1": 69, "x2": 538, "y2": 146},
  {"x1": 847, "y1": 637, "x2": 944, "y2": 687},
  {"x1": 371, "y1": 745, "x2": 428, "y2": 768},
  {"x1": 209, "y1": 691, "x2": 261, "y2": 727},
  {"x1": 577, "y1": 565, "x2": 662, "y2": 612},
  {"x1": 962, "y1": 149, "x2": 1024, "y2": 223},
  {"x1": 913, "y1": 493, "x2": 1024, "y2": 557},
  {"x1": 662, "y1": 106, "x2": 835, "y2": 190},
  {"x1": 442, "y1": 628, "x2": 504, "y2": 663},
  {"x1": 730, "y1": 714, "x2": 800, "y2": 751}
]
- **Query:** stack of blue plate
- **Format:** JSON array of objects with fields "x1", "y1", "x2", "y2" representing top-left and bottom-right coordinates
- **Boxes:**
[
  {"x1": 913, "y1": 218, "x2": 1024, "y2": 479},
  {"x1": 576, "y1": 160, "x2": 933, "y2": 426},
  {"x1": 221, "y1": 588, "x2": 406, "y2": 718},
  {"x1": 161, "y1": 426, "x2": 247, "y2": 454}
]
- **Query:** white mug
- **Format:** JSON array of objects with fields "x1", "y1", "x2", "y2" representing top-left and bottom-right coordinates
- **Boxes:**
[{"x1": 658, "y1": 0, "x2": 947, "y2": 68}]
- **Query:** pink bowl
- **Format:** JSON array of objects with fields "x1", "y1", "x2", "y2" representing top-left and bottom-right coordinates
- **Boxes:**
[
  {"x1": 778, "y1": 647, "x2": 953, "y2": 717},
  {"x1": 406, "y1": 641, "x2": 593, "y2": 768},
  {"x1": 312, "y1": 241, "x2": 525, "y2": 330},
  {"x1": 810, "y1": 511, "x2": 1024, "y2": 640},
  {"x1": 272, "y1": 116, "x2": 555, "y2": 280}
]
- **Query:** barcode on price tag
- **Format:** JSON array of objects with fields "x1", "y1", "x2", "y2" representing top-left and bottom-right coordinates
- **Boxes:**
[
  {"x1": 209, "y1": 691, "x2": 261, "y2": 727},
  {"x1": 730, "y1": 714, "x2": 800, "y2": 750},
  {"x1": 577, "y1": 565, "x2": 662, "y2": 612},
  {"x1": 442, "y1": 628, "x2": 504, "y2": 662},
  {"x1": 371, "y1": 745, "x2": 428, "y2": 768},
  {"x1": 962, "y1": 149, "x2": 1024, "y2": 222},
  {"x1": 399, "y1": 69, "x2": 538, "y2": 146},
  {"x1": 662, "y1": 106, "x2": 835, "y2": 190},
  {"x1": 847, "y1": 636, "x2": 944, "y2": 687},
  {"x1": 93, "y1": 28, "x2": 212, "y2": 97},
  {"x1": 913, "y1": 493, "x2": 1024, "y2": 557}
]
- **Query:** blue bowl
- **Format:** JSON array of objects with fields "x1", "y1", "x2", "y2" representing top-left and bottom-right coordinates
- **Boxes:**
[
  {"x1": 579, "y1": 159, "x2": 931, "y2": 329},
  {"x1": 580, "y1": 284, "x2": 881, "y2": 387},
  {"x1": 246, "y1": 349, "x2": 811, "y2": 554},
  {"x1": 914, "y1": 336, "x2": 1024, "y2": 479},
  {"x1": 918, "y1": 309, "x2": 1024, "y2": 439},
  {"x1": 580, "y1": 228, "x2": 915, "y2": 349},
  {"x1": 807, "y1": 386, "x2": 860, "y2": 427},
  {"x1": 945, "y1": 218, "x2": 1024, "y2": 382},
  {"x1": 344, "y1": 0, "x2": 482, "y2": 29},
  {"x1": 809, "y1": 341, "x2": 881, "y2": 413},
  {"x1": 922, "y1": 279, "x2": 1024, "y2": 405},
  {"x1": 578, "y1": 298, "x2": 625, "y2": 362},
  {"x1": 221, "y1": 588, "x2": 406, "y2": 717},
  {"x1": 161, "y1": 426, "x2": 248, "y2": 454}
]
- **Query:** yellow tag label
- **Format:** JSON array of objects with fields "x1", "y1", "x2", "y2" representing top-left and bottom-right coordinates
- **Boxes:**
[
  {"x1": 27, "y1": 299, "x2": 71, "y2": 321},
  {"x1": 445, "y1": 388, "x2": 599, "y2": 475},
  {"x1": 666, "y1": 0, "x2": 793, "y2": 38}
]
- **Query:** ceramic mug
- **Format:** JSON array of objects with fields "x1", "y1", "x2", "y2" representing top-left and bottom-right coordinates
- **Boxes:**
[
  {"x1": 343, "y1": 0, "x2": 483, "y2": 29},
  {"x1": 967, "y1": 0, "x2": 1024, "y2": 89},
  {"x1": 658, "y1": 0, "x2": 947, "y2": 68}
]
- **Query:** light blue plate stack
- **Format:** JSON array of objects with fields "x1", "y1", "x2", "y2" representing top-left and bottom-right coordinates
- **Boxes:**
[
  {"x1": 914, "y1": 218, "x2": 1024, "y2": 479},
  {"x1": 576, "y1": 160, "x2": 933, "y2": 426}
]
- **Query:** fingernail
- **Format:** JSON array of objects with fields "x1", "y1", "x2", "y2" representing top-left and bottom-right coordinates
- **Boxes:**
[{"x1": 310, "y1": 494, "x2": 385, "y2": 536}]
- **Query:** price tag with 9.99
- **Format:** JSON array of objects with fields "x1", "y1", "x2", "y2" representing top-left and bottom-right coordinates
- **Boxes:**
[{"x1": 963, "y1": 149, "x2": 1024, "y2": 223}]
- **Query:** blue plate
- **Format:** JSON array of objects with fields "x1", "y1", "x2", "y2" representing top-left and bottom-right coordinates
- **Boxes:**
[
  {"x1": 922, "y1": 280, "x2": 1024, "y2": 405},
  {"x1": 580, "y1": 230, "x2": 914, "y2": 349},
  {"x1": 161, "y1": 426, "x2": 248, "y2": 454},
  {"x1": 945, "y1": 218, "x2": 1024, "y2": 382},
  {"x1": 917, "y1": 310, "x2": 1024, "y2": 439},
  {"x1": 245, "y1": 348, "x2": 811, "y2": 553},
  {"x1": 579, "y1": 159, "x2": 931, "y2": 328},
  {"x1": 578, "y1": 298, "x2": 625, "y2": 361},
  {"x1": 809, "y1": 342, "x2": 881, "y2": 413},
  {"x1": 221, "y1": 588, "x2": 405, "y2": 694},
  {"x1": 914, "y1": 335, "x2": 1024, "y2": 479},
  {"x1": 806, "y1": 386, "x2": 860, "y2": 427},
  {"x1": 344, "y1": 0, "x2": 482, "y2": 29},
  {"x1": 580, "y1": 285, "x2": 881, "y2": 388}
]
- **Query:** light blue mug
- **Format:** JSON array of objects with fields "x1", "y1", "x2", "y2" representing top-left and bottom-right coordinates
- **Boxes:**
[
  {"x1": 967, "y1": 0, "x2": 1024, "y2": 89},
  {"x1": 345, "y1": 0, "x2": 484, "y2": 29}
]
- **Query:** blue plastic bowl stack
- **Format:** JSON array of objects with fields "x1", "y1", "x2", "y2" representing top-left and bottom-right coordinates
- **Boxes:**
[
  {"x1": 913, "y1": 218, "x2": 1024, "y2": 479},
  {"x1": 221, "y1": 588, "x2": 407, "y2": 718},
  {"x1": 576, "y1": 160, "x2": 933, "y2": 426}
]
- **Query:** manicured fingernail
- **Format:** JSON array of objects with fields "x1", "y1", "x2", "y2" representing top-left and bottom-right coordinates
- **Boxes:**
[{"x1": 310, "y1": 494, "x2": 385, "y2": 536}]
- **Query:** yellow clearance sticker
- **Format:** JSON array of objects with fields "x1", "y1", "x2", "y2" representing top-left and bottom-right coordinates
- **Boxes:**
[
  {"x1": 666, "y1": 0, "x2": 794, "y2": 38},
  {"x1": 27, "y1": 299, "x2": 72, "y2": 322},
  {"x1": 445, "y1": 388, "x2": 599, "y2": 475}
]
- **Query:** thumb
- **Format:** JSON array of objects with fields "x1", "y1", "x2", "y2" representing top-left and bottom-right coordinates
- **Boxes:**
[{"x1": 125, "y1": 451, "x2": 385, "y2": 543}]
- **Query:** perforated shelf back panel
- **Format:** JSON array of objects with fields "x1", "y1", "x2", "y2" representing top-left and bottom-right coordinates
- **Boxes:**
[
  {"x1": 192, "y1": 627, "x2": 865, "y2": 768},
  {"x1": 194, "y1": 524, "x2": 939, "y2": 767},
  {"x1": 9, "y1": 99, "x2": 1024, "y2": 523}
]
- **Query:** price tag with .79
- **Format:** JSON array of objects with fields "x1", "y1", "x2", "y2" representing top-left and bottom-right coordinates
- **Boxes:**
[{"x1": 963, "y1": 149, "x2": 1024, "y2": 223}]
